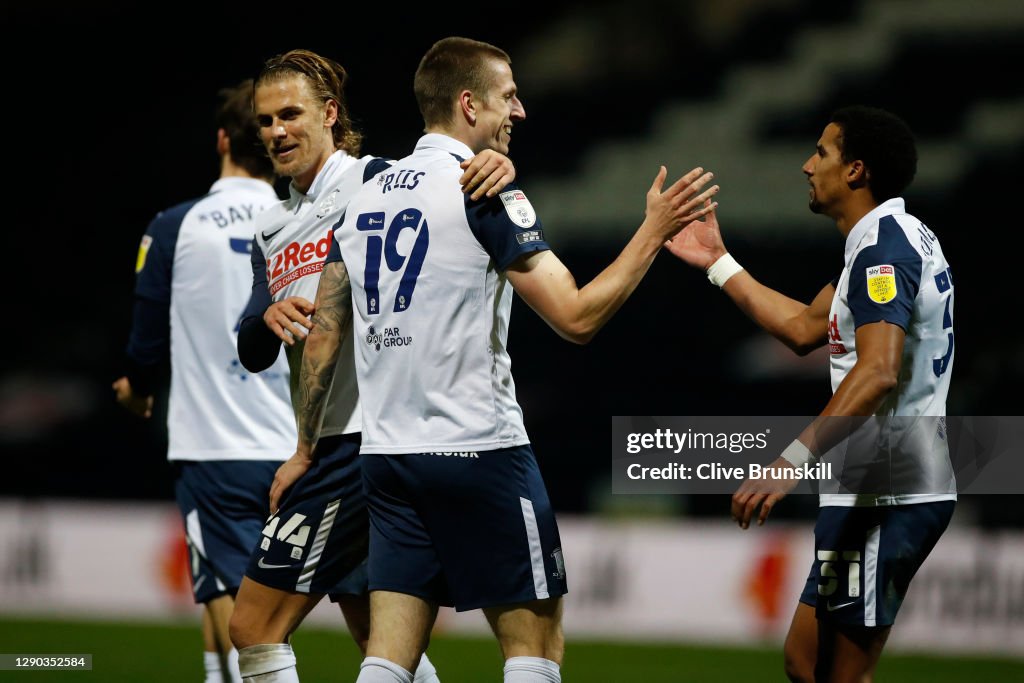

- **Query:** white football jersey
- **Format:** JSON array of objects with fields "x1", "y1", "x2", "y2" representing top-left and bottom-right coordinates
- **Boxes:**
[
  {"x1": 823, "y1": 198, "x2": 956, "y2": 506},
  {"x1": 135, "y1": 177, "x2": 295, "y2": 461},
  {"x1": 252, "y1": 151, "x2": 390, "y2": 436},
  {"x1": 332, "y1": 134, "x2": 550, "y2": 454}
]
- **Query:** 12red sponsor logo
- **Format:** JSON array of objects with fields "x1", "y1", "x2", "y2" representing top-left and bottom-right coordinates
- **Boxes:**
[
  {"x1": 828, "y1": 313, "x2": 847, "y2": 354},
  {"x1": 266, "y1": 230, "x2": 333, "y2": 293}
]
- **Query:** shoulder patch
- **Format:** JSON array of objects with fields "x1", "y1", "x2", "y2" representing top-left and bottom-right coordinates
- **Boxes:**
[
  {"x1": 135, "y1": 234, "x2": 153, "y2": 273},
  {"x1": 865, "y1": 264, "x2": 897, "y2": 303},
  {"x1": 499, "y1": 190, "x2": 537, "y2": 228}
]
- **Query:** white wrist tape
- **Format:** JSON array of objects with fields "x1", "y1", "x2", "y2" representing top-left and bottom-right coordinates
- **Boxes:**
[
  {"x1": 706, "y1": 253, "x2": 743, "y2": 288},
  {"x1": 780, "y1": 439, "x2": 817, "y2": 468}
]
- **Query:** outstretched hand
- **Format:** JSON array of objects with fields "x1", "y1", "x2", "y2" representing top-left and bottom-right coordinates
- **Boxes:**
[
  {"x1": 664, "y1": 199, "x2": 727, "y2": 270},
  {"x1": 460, "y1": 149, "x2": 516, "y2": 201},
  {"x1": 730, "y1": 457, "x2": 799, "y2": 529},
  {"x1": 644, "y1": 166, "x2": 719, "y2": 243},
  {"x1": 263, "y1": 296, "x2": 315, "y2": 346}
]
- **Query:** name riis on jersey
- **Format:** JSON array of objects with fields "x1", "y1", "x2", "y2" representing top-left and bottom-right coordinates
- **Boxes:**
[{"x1": 377, "y1": 169, "x2": 426, "y2": 194}]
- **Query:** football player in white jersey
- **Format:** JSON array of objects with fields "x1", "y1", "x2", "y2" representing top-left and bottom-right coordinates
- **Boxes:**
[
  {"x1": 228, "y1": 50, "x2": 516, "y2": 683},
  {"x1": 666, "y1": 106, "x2": 955, "y2": 682},
  {"x1": 284, "y1": 37, "x2": 718, "y2": 683},
  {"x1": 114, "y1": 80, "x2": 295, "y2": 683}
]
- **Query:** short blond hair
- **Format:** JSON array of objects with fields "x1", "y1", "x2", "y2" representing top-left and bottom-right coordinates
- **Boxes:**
[{"x1": 414, "y1": 37, "x2": 511, "y2": 128}]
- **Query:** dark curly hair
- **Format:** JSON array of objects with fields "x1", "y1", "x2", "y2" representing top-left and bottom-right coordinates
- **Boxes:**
[{"x1": 830, "y1": 106, "x2": 917, "y2": 203}]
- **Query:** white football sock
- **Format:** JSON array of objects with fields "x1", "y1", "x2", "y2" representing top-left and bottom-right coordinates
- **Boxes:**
[
  {"x1": 356, "y1": 656, "x2": 414, "y2": 683},
  {"x1": 226, "y1": 648, "x2": 242, "y2": 683},
  {"x1": 413, "y1": 652, "x2": 440, "y2": 683},
  {"x1": 204, "y1": 651, "x2": 225, "y2": 683},
  {"x1": 503, "y1": 656, "x2": 561, "y2": 682},
  {"x1": 237, "y1": 643, "x2": 299, "y2": 682}
]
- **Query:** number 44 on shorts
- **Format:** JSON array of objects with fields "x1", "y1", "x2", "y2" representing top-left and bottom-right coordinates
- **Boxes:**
[{"x1": 262, "y1": 513, "x2": 310, "y2": 547}]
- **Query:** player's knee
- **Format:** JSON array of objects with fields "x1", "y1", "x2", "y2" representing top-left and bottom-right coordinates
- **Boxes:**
[{"x1": 496, "y1": 615, "x2": 564, "y2": 664}]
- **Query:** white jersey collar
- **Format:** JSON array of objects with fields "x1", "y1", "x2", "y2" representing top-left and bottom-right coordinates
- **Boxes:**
[
  {"x1": 209, "y1": 176, "x2": 275, "y2": 196},
  {"x1": 844, "y1": 197, "x2": 905, "y2": 264},
  {"x1": 415, "y1": 133, "x2": 474, "y2": 160},
  {"x1": 288, "y1": 150, "x2": 355, "y2": 204}
]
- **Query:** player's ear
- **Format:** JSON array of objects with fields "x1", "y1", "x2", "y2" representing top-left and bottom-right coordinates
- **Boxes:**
[
  {"x1": 323, "y1": 98, "x2": 339, "y2": 128},
  {"x1": 847, "y1": 160, "x2": 868, "y2": 189},
  {"x1": 216, "y1": 128, "x2": 229, "y2": 156},
  {"x1": 459, "y1": 90, "x2": 476, "y2": 125}
]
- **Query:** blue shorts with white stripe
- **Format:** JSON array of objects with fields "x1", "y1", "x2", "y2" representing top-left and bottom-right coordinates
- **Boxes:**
[
  {"x1": 244, "y1": 433, "x2": 368, "y2": 600},
  {"x1": 174, "y1": 459, "x2": 280, "y2": 603},
  {"x1": 799, "y1": 500, "x2": 954, "y2": 627},
  {"x1": 363, "y1": 445, "x2": 568, "y2": 612}
]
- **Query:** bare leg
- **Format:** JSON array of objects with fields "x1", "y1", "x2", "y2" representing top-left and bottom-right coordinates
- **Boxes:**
[
  {"x1": 822, "y1": 622, "x2": 890, "y2": 683},
  {"x1": 483, "y1": 597, "x2": 564, "y2": 665},
  {"x1": 364, "y1": 590, "x2": 438, "y2": 673},
  {"x1": 203, "y1": 607, "x2": 219, "y2": 652},
  {"x1": 208, "y1": 595, "x2": 237, "y2": 652},
  {"x1": 336, "y1": 594, "x2": 372, "y2": 654},
  {"x1": 783, "y1": 602, "x2": 817, "y2": 683},
  {"x1": 229, "y1": 577, "x2": 324, "y2": 648}
]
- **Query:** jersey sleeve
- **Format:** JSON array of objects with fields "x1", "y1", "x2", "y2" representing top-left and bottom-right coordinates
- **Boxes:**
[
  {"x1": 847, "y1": 216, "x2": 922, "y2": 331},
  {"x1": 123, "y1": 203, "x2": 192, "y2": 392},
  {"x1": 124, "y1": 297, "x2": 170, "y2": 395},
  {"x1": 325, "y1": 235, "x2": 344, "y2": 265},
  {"x1": 237, "y1": 240, "x2": 283, "y2": 372},
  {"x1": 464, "y1": 182, "x2": 549, "y2": 270},
  {"x1": 132, "y1": 201, "x2": 195, "y2": 302}
]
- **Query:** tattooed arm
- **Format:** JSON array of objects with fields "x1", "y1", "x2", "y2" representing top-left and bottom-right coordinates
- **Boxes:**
[{"x1": 269, "y1": 260, "x2": 352, "y2": 513}]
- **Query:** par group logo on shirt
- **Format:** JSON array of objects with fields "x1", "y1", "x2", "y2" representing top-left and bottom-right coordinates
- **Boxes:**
[
  {"x1": 364, "y1": 324, "x2": 413, "y2": 352},
  {"x1": 365, "y1": 325, "x2": 382, "y2": 351},
  {"x1": 866, "y1": 264, "x2": 896, "y2": 303}
]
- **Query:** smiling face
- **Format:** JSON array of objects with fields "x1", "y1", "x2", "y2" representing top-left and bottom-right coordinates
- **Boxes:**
[
  {"x1": 801, "y1": 122, "x2": 853, "y2": 217},
  {"x1": 470, "y1": 59, "x2": 525, "y2": 155},
  {"x1": 254, "y1": 74, "x2": 338, "y2": 193}
]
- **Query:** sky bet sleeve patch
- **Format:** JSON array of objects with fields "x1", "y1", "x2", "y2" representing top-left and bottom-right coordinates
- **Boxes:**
[
  {"x1": 866, "y1": 264, "x2": 897, "y2": 303},
  {"x1": 500, "y1": 189, "x2": 537, "y2": 228},
  {"x1": 135, "y1": 234, "x2": 153, "y2": 273}
]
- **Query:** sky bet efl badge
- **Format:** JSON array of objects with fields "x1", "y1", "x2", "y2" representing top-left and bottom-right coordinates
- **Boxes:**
[
  {"x1": 135, "y1": 235, "x2": 153, "y2": 273},
  {"x1": 500, "y1": 190, "x2": 537, "y2": 228},
  {"x1": 866, "y1": 264, "x2": 896, "y2": 303}
]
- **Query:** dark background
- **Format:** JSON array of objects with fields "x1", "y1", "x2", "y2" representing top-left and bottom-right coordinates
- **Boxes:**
[{"x1": 3, "y1": 1, "x2": 1020, "y2": 526}]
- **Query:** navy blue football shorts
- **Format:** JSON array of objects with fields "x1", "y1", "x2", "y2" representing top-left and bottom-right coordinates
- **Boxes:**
[
  {"x1": 173, "y1": 459, "x2": 279, "y2": 604},
  {"x1": 363, "y1": 445, "x2": 568, "y2": 612},
  {"x1": 799, "y1": 501, "x2": 954, "y2": 627},
  {"x1": 245, "y1": 433, "x2": 368, "y2": 600}
]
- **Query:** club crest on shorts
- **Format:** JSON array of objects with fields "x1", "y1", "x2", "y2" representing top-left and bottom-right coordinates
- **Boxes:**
[
  {"x1": 866, "y1": 265, "x2": 896, "y2": 303},
  {"x1": 499, "y1": 190, "x2": 537, "y2": 228},
  {"x1": 551, "y1": 547, "x2": 565, "y2": 580},
  {"x1": 135, "y1": 235, "x2": 153, "y2": 273}
]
